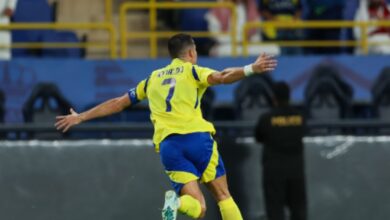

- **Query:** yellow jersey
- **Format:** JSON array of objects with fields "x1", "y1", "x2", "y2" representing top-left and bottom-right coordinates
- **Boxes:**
[{"x1": 129, "y1": 58, "x2": 217, "y2": 152}]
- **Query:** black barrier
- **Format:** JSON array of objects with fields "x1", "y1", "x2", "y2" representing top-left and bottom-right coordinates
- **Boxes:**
[
  {"x1": 0, "y1": 140, "x2": 220, "y2": 220},
  {"x1": 1, "y1": 137, "x2": 390, "y2": 220},
  {"x1": 1, "y1": 120, "x2": 390, "y2": 139},
  {"x1": 232, "y1": 136, "x2": 390, "y2": 220}
]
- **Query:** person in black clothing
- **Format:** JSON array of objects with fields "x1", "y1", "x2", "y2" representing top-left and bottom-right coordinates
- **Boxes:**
[
  {"x1": 258, "y1": 0, "x2": 303, "y2": 55},
  {"x1": 304, "y1": 0, "x2": 346, "y2": 55},
  {"x1": 255, "y1": 81, "x2": 307, "y2": 220}
]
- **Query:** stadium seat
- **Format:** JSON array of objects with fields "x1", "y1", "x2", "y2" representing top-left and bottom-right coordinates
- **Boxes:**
[
  {"x1": 234, "y1": 74, "x2": 274, "y2": 121},
  {"x1": 12, "y1": 0, "x2": 54, "y2": 57},
  {"x1": 13, "y1": 0, "x2": 53, "y2": 22},
  {"x1": 304, "y1": 65, "x2": 353, "y2": 120},
  {"x1": 372, "y1": 66, "x2": 390, "y2": 120},
  {"x1": 41, "y1": 31, "x2": 83, "y2": 58},
  {"x1": 22, "y1": 83, "x2": 71, "y2": 139}
]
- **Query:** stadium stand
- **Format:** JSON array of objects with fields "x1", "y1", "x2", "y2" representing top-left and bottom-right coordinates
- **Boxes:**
[
  {"x1": 234, "y1": 74, "x2": 274, "y2": 121},
  {"x1": 22, "y1": 83, "x2": 71, "y2": 138},
  {"x1": 304, "y1": 65, "x2": 353, "y2": 120},
  {"x1": 2, "y1": 1, "x2": 390, "y2": 220},
  {"x1": 55, "y1": 0, "x2": 152, "y2": 58},
  {"x1": 178, "y1": 5, "x2": 214, "y2": 56},
  {"x1": 41, "y1": 31, "x2": 83, "y2": 58},
  {"x1": 12, "y1": 0, "x2": 54, "y2": 57},
  {"x1": 12, "y1": 0, "x2": 85, "y2": 58}
]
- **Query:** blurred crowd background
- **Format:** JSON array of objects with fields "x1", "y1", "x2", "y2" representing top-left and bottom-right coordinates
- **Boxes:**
[
  {"x1": 1, "y1": 1, "x2": 390, "y2": 220},
  {"x1": 0, "y1": 0, "x2": 389, "y2": 132},
  {"x1": 0, "y1": 0, "x2": 389, "y2": 59}
]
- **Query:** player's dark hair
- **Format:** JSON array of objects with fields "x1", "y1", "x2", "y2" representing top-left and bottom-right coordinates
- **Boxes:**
[
  {"x1": 273, "y1": 81, "x2": 290, "y2": 105},
  {"x1": 168, "y1": 33, "x2": 195, "y2": 58}
]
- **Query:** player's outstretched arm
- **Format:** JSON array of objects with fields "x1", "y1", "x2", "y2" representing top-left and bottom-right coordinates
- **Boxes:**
[
  {"x1": 55, "y1": 93, "x2": 131, "y2": 132},
  {"x1": 208, "y1": 53, "x2": 277, "y2": 85}
]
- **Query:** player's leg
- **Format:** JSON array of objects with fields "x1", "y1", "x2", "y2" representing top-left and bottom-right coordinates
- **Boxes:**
[
  {"x1": 179, "y1": 180, "x2": 206, "y2": 218},
  {"x1": 205, "y1": 175, "x2": 243, "y2": 220},
  {"x1": 162, "y1": 190, "x2": 180, "y2": 220},
  {"x1": 197, "y1": 136, "x2": 242, "y2": 220},
  {"x1": 168, "y1": 132, "x2": 223, "y2": 218},
  {"x1": 162, "y1": 182, "x2": 205, "y2": 220},
  {"x1": 160, "y1": 134, "x2": 205, "y2": 219}
]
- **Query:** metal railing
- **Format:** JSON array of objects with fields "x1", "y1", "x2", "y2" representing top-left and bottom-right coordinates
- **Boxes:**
[
  {"x1": 105, "y1": 0, "x2": 112, "y2": 23},
  {"x1": 5, "y1": 1, "x2": 390, "y2": 59},
  {"x1": 242, "y1": 20, "x2": 390, "y2": 56},
  {"x1": 0, "y1": 23, "x2": 117, "y2": 58},
  {"x1": 119, "y1": 1, "x2": 237, "y2": 58}
]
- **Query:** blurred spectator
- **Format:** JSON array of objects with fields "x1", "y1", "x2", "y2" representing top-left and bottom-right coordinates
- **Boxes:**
[
  {"x1": 177, "y1": 0, "x2": 216, "y2": 56},
  {"x1": 157, "y1": 0, "x2": 178, "y2": 30},
  {"x1": 0, "y1": 0, "x2": 17, "y2": 60},
  {"x1": 339, "y1": 0, "x2": 360, "y2": 54},
  {"x1": 258, "y1": 0, "x2": 303, "y2": 55},
  {"x1": 206, "y1": 0, "x2": 263, "y2": 56},
  {"x1": 305, "y1": 0, "x2": 346, "y2": 54},
  {"x1": 354, "y1": 0, "x2": 390, "y2": 54},
  {"x1": 255, "y1": 82, "x2": 307, "y2": 220},
  {"x1": 127, "y1": 0, "x2": 220, "y2": 56}
]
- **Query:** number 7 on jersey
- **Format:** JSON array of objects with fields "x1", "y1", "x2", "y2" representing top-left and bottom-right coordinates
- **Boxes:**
[{"x1": 162, "y1": 78, "x2": 176, "y2": 112}]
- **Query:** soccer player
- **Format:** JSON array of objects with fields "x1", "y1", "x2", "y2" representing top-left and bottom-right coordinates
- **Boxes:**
[{"x1": 55, "y1": 33, "x2": 277, "y2": 220}]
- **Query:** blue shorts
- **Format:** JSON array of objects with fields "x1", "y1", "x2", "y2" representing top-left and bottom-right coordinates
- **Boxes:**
[{"x1": 159, "y1": 132, "x2": 226, "y2": 194}]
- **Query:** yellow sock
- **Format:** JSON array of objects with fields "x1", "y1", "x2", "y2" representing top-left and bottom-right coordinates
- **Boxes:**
[
  {"x1": 218, "y1": 197, "x2": 243, "y2": 220},
  {"x1": 178, "y1": 195, "x2": 202, "y2": 219}
]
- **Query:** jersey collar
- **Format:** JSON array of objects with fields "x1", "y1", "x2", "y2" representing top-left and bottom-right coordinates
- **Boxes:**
[{"x1": 172, "y1": 58, "x2": 190, "y2": 65}]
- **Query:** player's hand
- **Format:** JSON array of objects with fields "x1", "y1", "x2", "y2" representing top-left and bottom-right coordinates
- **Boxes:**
[
  {"x1": 55, "y1": 108, "x2": 83, "y2": 133},
  {"x1": 252, "y1": 53, "x2": 277, "y2": 73}
]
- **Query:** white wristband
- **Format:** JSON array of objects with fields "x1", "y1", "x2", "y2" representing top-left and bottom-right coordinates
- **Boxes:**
[{"x1": 244, "y1": 64, "x2": 254, "y2": 77}]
